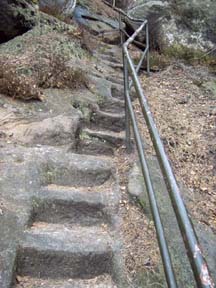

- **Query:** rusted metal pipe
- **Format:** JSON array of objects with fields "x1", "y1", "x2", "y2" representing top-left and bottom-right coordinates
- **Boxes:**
[
  {"x1": 124, "y1": 68, "x2": 178, "y2": 288},
  {"x1": 124, "y1": 43, "x2": 214, "y2": 288}
]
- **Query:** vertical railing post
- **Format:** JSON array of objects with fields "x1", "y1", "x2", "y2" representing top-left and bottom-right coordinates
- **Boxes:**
[
  {"x1": 119, "y1": 13, "x2": 123, "y2": 46},
  {"x1": 124, "y1": 51, "x2": 132, "y2": 152},
  {"x1": 146, "y1": 22, "x2": 150, "y2": 76},
  {"x1": 119, "y1": 14, "x2": 132, "y2": 152}
]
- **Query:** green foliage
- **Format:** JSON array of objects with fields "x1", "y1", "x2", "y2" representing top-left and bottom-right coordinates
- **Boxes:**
[
  {"x1": 149, "y1": 51, "x2": 171, "y2": 71},
  {"x1": 143, "y1": 45, "x2": 216, "y2": 72},
  {"x1": 164, "y1": 44, "x2": 216, "y2": 68}
]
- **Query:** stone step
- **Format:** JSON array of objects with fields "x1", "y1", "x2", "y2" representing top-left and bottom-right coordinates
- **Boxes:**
[
  {"x1": 100, "y1": 54, "x2": 122, "y2": 65},
  {"x1": 102, "y1": 59, "x2": 123, "y2": 70},
  {"x1": 16, "y1": 224, "x2": 119, "y2": 280},
  {"x1": 106, "y1": 76, "x2": 124, "y2": 86},
  {"x1": 38, "y1": 150, "x2": 114, "y2": 187},
  {"x1": 90, "y1": 110, "x2": 125, "y2": 132},
  {"x1": 111, "y1": 85, "x2": 124, "y2": 99},
  {"x1": 99, "y1": 98, "x2": 125, "y2": 114},
  {"x1": 31, "y1": 182, "x2": 120, "y2": 227},
  {"x1": 90, "y1": 71, "x2": 124, "y2": 88},
  {"x1": 73, "y1": 137, "x2": 115, "y2": 156},
  {"x1": 97, "y1": 45, "x2": 122, "y2": 58},
  {"x1": 83, "y1": 128, "x2": 125, "y2": 147},
  {"x1": 110, "y1": 84, "x2": 136, "y2": 101},
  {"x1": 15, "y1": 275, "x2": 117, "y2": 288}
]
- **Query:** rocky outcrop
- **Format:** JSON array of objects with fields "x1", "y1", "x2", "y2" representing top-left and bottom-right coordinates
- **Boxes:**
[
  {"x1": 0, "y1": 0, "x2": 38, "y2": 44},
  {"x1": 129, "y1": 0, "x2": 216, "y2": 52}
]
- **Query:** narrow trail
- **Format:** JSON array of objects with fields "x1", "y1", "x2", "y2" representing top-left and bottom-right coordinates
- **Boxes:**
[{"x1": 14, "y1": 34, "x2": 128, "y2": 288}]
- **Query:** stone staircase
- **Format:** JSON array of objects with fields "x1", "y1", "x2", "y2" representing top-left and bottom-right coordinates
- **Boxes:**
[
  {"x1": 14, "y1": 154, "x2": 122, "y2": 288},
  {"x1": 71, "y1": 43, "x2": 127, "y2": 158},
  {"x1": 13, "y1": 35, "x2": 127, "y2": 288}
]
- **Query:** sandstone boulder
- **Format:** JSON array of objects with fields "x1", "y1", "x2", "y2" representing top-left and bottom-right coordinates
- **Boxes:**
[{"x1": 129, "y1": 0, "x2": 216, "y2": 52}]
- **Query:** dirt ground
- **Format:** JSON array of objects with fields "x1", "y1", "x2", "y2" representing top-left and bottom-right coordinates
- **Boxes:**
[
  {"x1": 114, "y1": 147, "x2": 163, "y2": 287},
  {"x1": 137, "y1": 64, "x2": 216, "y2": 232},
  {"x1": 115, "y1": 64, "x2": 216, "y2": 286}
]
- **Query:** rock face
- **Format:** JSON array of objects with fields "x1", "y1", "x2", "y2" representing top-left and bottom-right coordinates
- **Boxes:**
[
  {"x1": 0, "y1": 0, "x2": 38, "y2": 44},
  {"x1": 129, "y1": 0, "x2": 216, "y2": 52}
]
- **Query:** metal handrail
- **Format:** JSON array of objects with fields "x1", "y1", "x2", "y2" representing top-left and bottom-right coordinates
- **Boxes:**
[
  {"x1": 103, "y1": 0, "x2": 148, "y2": 50},
  {"x1": 124, "y1": 41, "x2": 214, "y2": 288},
  {"x1": 122, "y1": 13, "x2": 178, "y2": 288},
  {"x1": 103, "y1": 1, "x2": 215, "y2": 287}
]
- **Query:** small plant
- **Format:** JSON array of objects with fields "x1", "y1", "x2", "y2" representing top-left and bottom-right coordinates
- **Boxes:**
[
  {"x1": 0, "y1": 58, "x2": 42, "y2": 101},
  {"x1": 40, "y1": 3, "x2": 73, "y2": 24},
  {"x1": 36, "y1": 54, "x2": 89, "y2": 90},
  {"x1": 149, "y1": 51, "x2": 171, "y2": 71},
  {"x1": 40, "y1": 4, "x2": 64, "y2": 20},
  {"x1": 146, "y1": 44, "x2": 216, "y2": 72},
  {"x1": 0, "y1": 52, "x2": 89, "y2": 101}
]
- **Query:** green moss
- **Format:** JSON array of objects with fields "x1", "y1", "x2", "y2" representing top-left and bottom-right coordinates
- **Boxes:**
[
  {"x1": 15, "y1": 2, "x2": 38, "y2": 25},
  {"x1": 31, "y1": 197, "x2": 41, "y2": 209},
  {"x1": 202, "y1": 81, "x2": 216, "y2": 99},
  {"x1": 0, "y1": 21, "x2": 86, "y2": 60},
  {"x1": 137, "y1": 193, "x2": 152, "y2": 219},
  {"x1": 79, "y1": 131, "x2": 91, "y2": 141},
  {"x1": 96, "y1": 94, "x2": 105, "y2": 105},
  {"x1": 138, "y1": 197, "x2": 146, "y2": 209}
]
